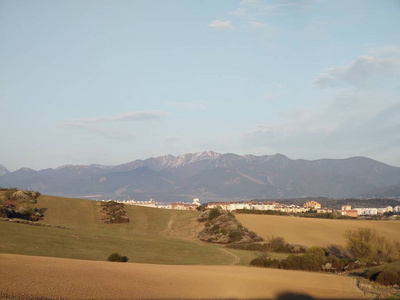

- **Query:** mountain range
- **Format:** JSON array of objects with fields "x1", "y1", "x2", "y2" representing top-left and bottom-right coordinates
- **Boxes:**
[{"x1": 1, "y1": 151, "x2": 400, "y2": 202}]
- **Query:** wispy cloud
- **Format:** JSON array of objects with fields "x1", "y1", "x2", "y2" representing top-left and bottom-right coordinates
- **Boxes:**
[
  {"x1": 60, "y1": 110, "x2": 170, "y2": 127},
  {"x1": 248, "y1": 21, "x2": 278, "y2": 37},
  {"x1": 244, "y1": 47, "x2": 400, "y2": 163},
  {"x1": 168, "y1": 101, "x2": 209, "y2": 109},
  {"x1": 244, "y1": 91, "x2": 400, "y2": 160},
  {"x1": 230, "y1": 0, "x2": 315, "y2": 16},
  {"x1": 208, "y1": 20, "x2": 233, "y2": 30},
  {"x1": 86, "y1": 127, "x2": 137, "y2": 141},
  {"x1": 165, "y1": 136, "x2": 180, "y2": 143},
  {"x1": 313, "y1": 47, "x2": 400, "y2": 88},
  {"x1": 61, "y1": 124, "x2": 137, "y2": 141},
  {"x1": 241, "y1": 0, "x2": 258, "y2": 4}
]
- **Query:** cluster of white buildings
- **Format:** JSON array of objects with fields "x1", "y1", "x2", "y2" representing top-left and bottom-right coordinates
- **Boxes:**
[
  {"x1": 341, "y1": 204, "x2": 400, "y2": 217},
  {"x1": 111, "y1": 198, "x2": 202, "y2": 211},
  {"x1": 206, "y1": 200, "x2": 333, "y2": 214},
  {"x1": 103, "y1": 198, "x2": 400, "y2": 217}
]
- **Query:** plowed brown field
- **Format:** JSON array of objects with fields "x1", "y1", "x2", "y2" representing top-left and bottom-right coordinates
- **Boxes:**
[
  {"x1": 0, "y1": 254, "x2": 364, "y2": 299},
  {"x1": 236, "y1": 214, "x2": 400, "y2": 247}
]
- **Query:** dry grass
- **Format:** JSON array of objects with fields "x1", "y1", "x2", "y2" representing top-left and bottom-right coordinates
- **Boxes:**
[
  {"x1": 0, "y1": 253, "x2": 364, "y2": 299},
  {"x1": 0, "y1": 195, "x2": 258, "y2": 265},
  {"x1": 236, "y1": 214, "x2": 400, "y2": 247}
]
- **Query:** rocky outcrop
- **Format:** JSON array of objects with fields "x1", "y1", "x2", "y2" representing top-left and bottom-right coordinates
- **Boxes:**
[
  {"x1": 0, "y1": 188, "x2": 43, "y2": 221},
  {"x1": 198, "y1": 209, "x2": 263, "y2": 244}
]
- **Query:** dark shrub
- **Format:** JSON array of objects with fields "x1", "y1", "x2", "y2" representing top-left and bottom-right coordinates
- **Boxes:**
[
  {"x1": 265, "y1": 258, "x2": 281, "y2": 268},
  {"x1": 210, "y1": 224, "x2": 220, "y2": 233},
  {"x1": 281, "y1": 253, "x2": 323, "y2": 271},
  {"x1": 208, "y1": 208, "x2": 221, "y2": 221},
  {"x1": 250, "y1": 256, "x2": 267, "y2": 267},
  {"x1": 250, "y1": 254, "x2": 280, "y2": 268},
  {"x1": 326, "y1": 254, "x2": 348, "y2": 271},
  {"x1": 248, "y1": 231, "x2": 258, "y2": 239},
  {"x1": 196, "y1": 205, "x2": 206, "y2": 212},
  {"x1": 365, "y1": 270, "x2": 380, "y2": 281},
  {"x1": 107, "y1": 252, "x2": 128, "y2": 262},
  {"x1": 281, "y1": 255, "x2": 302, "y2": 270},
  {"x1": 228, "y1": 229, "x2": 243, "y2": 243},
  {"x1": 268, "y1": 236, "x2": 286, "y2": 251},
  {"x1": 376, "y1": 270, "x2": 400, "y2": 286},
  {"x1": 306, "y1": 246, "x2": 325, "y2": 257}
]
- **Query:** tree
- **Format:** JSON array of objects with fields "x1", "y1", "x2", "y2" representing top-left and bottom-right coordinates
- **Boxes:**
[{"x1": 344, "y1": 228, "x2": 399, "y2": 263}]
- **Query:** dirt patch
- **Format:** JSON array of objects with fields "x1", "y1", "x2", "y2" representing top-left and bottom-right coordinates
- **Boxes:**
[{"x1": 0, "y1": 253, "x2": 364, "y2": 299}]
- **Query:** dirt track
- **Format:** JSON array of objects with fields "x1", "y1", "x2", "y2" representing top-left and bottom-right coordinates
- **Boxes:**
[{"x1": 0, "y1": 254, "x2": 363, "y2": 299}]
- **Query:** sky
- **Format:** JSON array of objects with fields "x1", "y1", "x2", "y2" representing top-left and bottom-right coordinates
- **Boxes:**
[{"x1": 1, "y1": 0, "x2": 400, "y2": 171}]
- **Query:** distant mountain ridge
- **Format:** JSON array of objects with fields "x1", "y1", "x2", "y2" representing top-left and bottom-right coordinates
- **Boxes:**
[
  {"x1": 0, "y1": 164, "x2": 9, "y2": 176},
  {"x1": 1, "y1": 151, "x2": 400, "y2": 201}
]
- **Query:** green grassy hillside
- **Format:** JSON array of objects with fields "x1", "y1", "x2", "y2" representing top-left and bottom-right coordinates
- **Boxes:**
[
  {"x1": 365, "y1": 260, "x2": 400, "y2": 275},
  {"x1": 0, "y1": 195, "x2": 254, "y2": 265}
]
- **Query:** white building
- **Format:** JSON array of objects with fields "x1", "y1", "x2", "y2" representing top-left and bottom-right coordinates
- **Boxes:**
[{"x1": 355, "y1": 208, "x2": 378, "y2": 215}]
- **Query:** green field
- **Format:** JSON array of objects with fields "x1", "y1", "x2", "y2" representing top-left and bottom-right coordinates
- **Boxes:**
[{"x1": 0, "y1": 195, "x2": 256, "y2": 265}]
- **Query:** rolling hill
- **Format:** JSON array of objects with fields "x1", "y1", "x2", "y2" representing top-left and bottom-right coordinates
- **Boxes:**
[
  {"x1": 1, "y1": 151, "x2": 400, "y2": 201},
  {"x1": 1, "y1": 193, "x2": 398, "y2": 299},
  {"x1": 0, "y1": 194, "x2": 254, "y2": 265}
]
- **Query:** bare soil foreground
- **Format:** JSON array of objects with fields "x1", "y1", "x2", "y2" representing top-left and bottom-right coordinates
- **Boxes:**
[
  {"x1": 0, "y1": 254, "x2": 363, "y2": 300},
  {"x1": 236, "y1": 214, "x2": 400, "y2": 247}
]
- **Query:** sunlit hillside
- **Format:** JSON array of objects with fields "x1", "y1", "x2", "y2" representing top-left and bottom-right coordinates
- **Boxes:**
[
  {"x1": 236, "y1": 213, "x2": 400, "y2": 247},
  {"x1": 0, "y1": 195, "x2": 255, "y2": 265},
  {"x1": 0, "y1": 254, "x2": 364, "y2": 300}
]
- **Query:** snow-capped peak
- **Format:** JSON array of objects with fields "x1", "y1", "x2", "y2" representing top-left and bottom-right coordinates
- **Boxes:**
[{"x1": 152, "y1": 151, "x2": 221, "y2": 169}]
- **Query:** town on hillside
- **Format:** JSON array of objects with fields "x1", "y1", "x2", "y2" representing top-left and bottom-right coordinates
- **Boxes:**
[{"x1": 103, "y1": 198, "x2": 400, "y2": 218}]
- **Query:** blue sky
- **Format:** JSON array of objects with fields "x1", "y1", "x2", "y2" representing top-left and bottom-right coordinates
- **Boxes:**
[{"x1": 1, "y1": 0, "x2": 400, "y2": 171}]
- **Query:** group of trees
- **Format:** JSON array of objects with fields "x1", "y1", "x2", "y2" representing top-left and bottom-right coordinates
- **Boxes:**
[
  {"x1": 344, "y1": 228, "x2": 400, "y2": 263},
  {"x1": 228, "y1": 236, "x2": 306, "y2": 254},
  {"x1": 99, "y1": 201, "x2": 129, "y2": 223},
  {"x1": 250, "y1": 228, "x2": 400, "y2": 286}
]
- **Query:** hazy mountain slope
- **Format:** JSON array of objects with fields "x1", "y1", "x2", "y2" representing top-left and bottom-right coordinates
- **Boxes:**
[
  {"x1": 65, "y1": 166, "x2": 177, "y2": 199},
  {"x1": 1, "y1": 151, "x2": 400, "y2": 200},
  {"x1": 362, "y1": 183, "x2": 400, "y2": 198},
  {"x1": 0, "y1": 164, "x2": 9, "y2": 176}
]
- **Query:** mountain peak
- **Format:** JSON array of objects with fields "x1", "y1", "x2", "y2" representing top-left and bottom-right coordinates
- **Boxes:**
[
  {"x1": 151, "y1": 151, "x2": 221, "y2": 169},
  {"x1": 0, "y1": 164, "x2": 10, "y2": 176},
  {"x1": 185, "y1": 150, "x2": 220, "y2": 159},
  {"x1": 15, "y1": 167, "x2": 36, "y2": 173}
]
